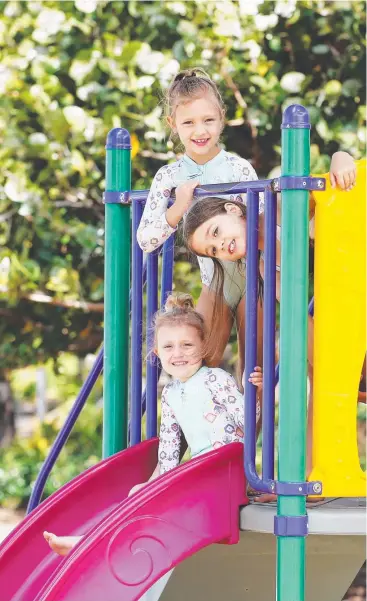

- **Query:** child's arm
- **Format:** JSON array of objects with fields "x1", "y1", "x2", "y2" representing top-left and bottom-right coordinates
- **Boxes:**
[
  {"x1": 165, "y1": 180, "x2": 199, "y2": 228},
  {"x1": 137, "y1": 166, "x2": 176, "y2": 253},
  {"x1": 329, "y1": 151, "x2": 356, "y2": 191},
  {"x1": 309, "y1": 151, "x2": 356, "y2": 218},
  {"x1": 137, "y1": 167, "x2": 198, "y2": 253},
  {"x1": 157, "y1": 388, "x2": 182, "y2": 473},
  {"x1": 128, "y1": 387, "x2": 181, "y2": 497},
  {"x1": 129, "y1": 463, "x2": 161, "y2": 497}
]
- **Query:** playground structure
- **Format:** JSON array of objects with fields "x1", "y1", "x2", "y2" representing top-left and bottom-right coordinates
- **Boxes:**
[{"x1": 0, "y1": 105, "x2": 365, "y2": 601}]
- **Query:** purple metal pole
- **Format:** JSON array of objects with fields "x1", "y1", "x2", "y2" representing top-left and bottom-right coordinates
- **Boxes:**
[
  {"x1": 130, "y1": 200, "x2": 144, "y2": 446},
  {"x1": 160, "y1": 235, "x2": 175, "y2": 307},
  {"x1": 146, "y1": 251, "x2": 159, "y2": 439},
  {"x1": 262, "y1": 189, "x2": 277, "y2": 480},
  {"x1": 27, "y1": 347, "x2": 104, "y2": 513},
  {"x1": 129, "y1": 179, "x2": 272, "y2": 204},
  {"x1": 244, "y1": 190, "x2": 265, "y2": 489},
  {"x1": 135, "y1": 239, "x2": 172, "y2": 438}
]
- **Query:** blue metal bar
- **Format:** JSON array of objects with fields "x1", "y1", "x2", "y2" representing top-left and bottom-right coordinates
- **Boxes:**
[
  {"x1": 244, "y1": 191, "x2": 271, "y2": 493},
  {"x1": 262, "y1": 189, "x2": 277, "y2": 480},
  {"x1": 130, "y1": 200, "x2": 144, "y2": 446},
  {"x1": 129, "y1": 180, "x2": 272, "y2": 204},
  {"x1": 146, "y1": 251, "x2": 159, "y2": 438},
  {"x1": 137, "y1": 238, "x2": 174, "y2": 438},
  {"x1": 160, "y1": 235, "x2": 175, "y2": 307},
  {"x1": 119, "y1": 176, "x2": 324, "y2": 205},
  {"x1": 27, "y1": 348, "x2": 104, "y2": 513}
]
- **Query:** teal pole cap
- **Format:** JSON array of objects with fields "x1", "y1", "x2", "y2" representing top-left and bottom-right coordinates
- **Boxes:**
[
  {"x1": 106, "y1": 128, "x2": 131, "y2": 149},
  {"x1": 281, "y1": 104, "x2": 310, "y2": 129}
]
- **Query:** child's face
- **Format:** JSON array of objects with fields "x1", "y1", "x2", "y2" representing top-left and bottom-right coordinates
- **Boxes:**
[
  {"x1": 169, "y1": 93, "x2": 223, "y2": 163},
  {"x1": 156, "y1": 324, "x2": 203, "y2": 382},
  {"x1": 190, "y1": 203, "x2": 246, "y2": 261}
]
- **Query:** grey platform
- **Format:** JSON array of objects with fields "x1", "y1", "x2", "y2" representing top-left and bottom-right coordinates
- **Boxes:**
[{"x1": 155, "y1": 498, "x2": 366, "y2": 601}]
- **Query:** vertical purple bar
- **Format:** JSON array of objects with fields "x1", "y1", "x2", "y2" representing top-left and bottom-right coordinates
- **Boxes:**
[
  {"x1": 244, "y1": 190, "x2": 260, "y2": 485},
  {"x1": 130, "y1": 200, "x2": 144, "y2": 446},
  {"x1": 160, "y1": 235, "x2": 175, "y2": 307},
  {"x1": 146, "y1": 250, "x2": 159, "y2": 438},
  {"x1": 262, "y1": 189, "x2": 277, "y2": 480}
]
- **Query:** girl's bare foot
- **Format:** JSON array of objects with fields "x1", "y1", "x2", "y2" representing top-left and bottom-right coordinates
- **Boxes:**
[{"x1": 43, "y1": 531, "x2": 82, "y2": 556}]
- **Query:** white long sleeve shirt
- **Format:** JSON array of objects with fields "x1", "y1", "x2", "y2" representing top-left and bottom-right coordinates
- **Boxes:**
[{"x1": 137, "y1": 150, "x2": 263, "y2": 309}]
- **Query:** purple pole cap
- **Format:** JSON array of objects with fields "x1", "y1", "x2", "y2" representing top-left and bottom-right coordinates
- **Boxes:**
[
  {"x1": 281, "y1": 104, "x2": 311, "y2": 129},
  {"x1": 106, "y1": 128, "x2": 131, "y2": 149}
]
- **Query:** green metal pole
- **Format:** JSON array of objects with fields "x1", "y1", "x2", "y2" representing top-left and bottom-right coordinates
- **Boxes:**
[
  {"x1": 277, "y1": 106, "x2": 310, "y2": 601},
  {"x1": 103, "y1": 128, "x2": 131, "y2": 458}
]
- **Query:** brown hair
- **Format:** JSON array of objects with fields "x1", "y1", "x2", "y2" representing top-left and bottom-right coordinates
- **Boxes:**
[
  {"x1": 153, "y1": 292, "x2": 206, "y2": 351},
  {"x1": 183, "y1": 197, "x2": 255, "y2": 363},
  {"x1": 165, "y1": 68, "x2": 225, "y2": 120}
]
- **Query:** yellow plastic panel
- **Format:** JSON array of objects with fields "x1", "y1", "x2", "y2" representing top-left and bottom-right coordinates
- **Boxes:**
[{"x1": 309, "y1": 159, "x2": 366, "y2": 496}]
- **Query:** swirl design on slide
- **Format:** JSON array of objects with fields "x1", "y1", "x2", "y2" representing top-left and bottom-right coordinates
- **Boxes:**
[{"x1": 107, "y1": 516, "x2": 173, "y2": 586}]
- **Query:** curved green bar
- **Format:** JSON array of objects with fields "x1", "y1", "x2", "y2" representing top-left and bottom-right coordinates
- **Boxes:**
[
  {"x1": 277, "y1": 106, "x2": 310, "y2": 601},
  {"x1": 103, "y1": 128, "x2": 131, "y2": 458}
]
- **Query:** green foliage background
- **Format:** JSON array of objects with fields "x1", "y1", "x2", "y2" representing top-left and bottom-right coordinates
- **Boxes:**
[
  {"x1": 0, "y1": 0, "x2": 365, "y2": 369},
  {"x1": 0, "y1": 1, "x2": 365, "y2": 509}
]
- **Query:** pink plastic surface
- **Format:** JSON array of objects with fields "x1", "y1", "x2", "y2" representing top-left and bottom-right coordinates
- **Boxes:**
[
  {"x1": 35, "y1": 442, "x2": 246, "y2": 601},
  {"x1": 0, "y1": 438, "x2": 158, "y2": 601}
]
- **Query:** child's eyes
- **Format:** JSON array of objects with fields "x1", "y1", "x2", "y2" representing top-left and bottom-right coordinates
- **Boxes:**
[
  {"x1": 183, "y1": 121, "x2": 192, "y2": 125},
  {"x1": 163, "y1": 344, "x2": 172, "y2": 349},
  {"x1": 184, "y1": 343, "x2": 193, "y2": 347},
  {"x1": 205, "y1": 118, "x2": 215, "y2": 123},
  {"x1": 213, "y1": 226, "x2": 218, "y2": 237}
]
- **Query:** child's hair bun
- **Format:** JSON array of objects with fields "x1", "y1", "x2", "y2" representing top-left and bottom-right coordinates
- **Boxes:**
[
  {"x1": 164, "y1": 293, "x2": 194, "y2": 313},
  {"x1": 173, "y1": 68, "x2": 211, "y2": 83}
]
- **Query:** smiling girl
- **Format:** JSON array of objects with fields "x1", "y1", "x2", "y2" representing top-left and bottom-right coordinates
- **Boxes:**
[
  {"x1": 44, "y1": 294, "x2": 262, "y2": 555},
  {"x1": 137, "y1": 68, "x2": 264, "y2": 374}
]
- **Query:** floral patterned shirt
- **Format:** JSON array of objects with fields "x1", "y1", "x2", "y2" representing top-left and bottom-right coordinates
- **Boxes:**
[
  {"x1": 158, "y1": 366, "x2": 261, "y2": 474},
  {"x1": 137, "y1": 150, "x2": 262, "y2": 293}
]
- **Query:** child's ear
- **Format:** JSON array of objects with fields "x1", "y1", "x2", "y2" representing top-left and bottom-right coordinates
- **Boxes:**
[
  {"x1": 166, "y1": 115, "x2": 175, "y2": 132},
  {"x1": 153, "y1": 347, "x2": 159, "y2": 357},
  {"x1": 224, "y1": 202, "x2": 242, "y2": 216}
]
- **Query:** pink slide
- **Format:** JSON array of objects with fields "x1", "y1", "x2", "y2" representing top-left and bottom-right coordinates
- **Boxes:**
[{"x1": 0, "y1": 441, "x2": 246, "y2": 601}]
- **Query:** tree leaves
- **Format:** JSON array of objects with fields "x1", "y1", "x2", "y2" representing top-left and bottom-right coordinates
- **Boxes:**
[{"x1": 0, "y1": 0, "x2": 365, "y2": 369}]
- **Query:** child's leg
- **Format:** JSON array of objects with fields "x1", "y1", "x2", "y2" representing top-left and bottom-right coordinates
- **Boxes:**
[
  {"x1": 196, "y1": 284, "x2": 234, "y2": 366},
  {"x1": 43, "y1": 531, "x2": 82, "y2": 556}
]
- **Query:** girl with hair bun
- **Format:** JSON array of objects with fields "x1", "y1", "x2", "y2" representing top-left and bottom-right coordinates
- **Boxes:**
[{"x1": 43, "y1": 293, "x2": 262, "y2": 557}]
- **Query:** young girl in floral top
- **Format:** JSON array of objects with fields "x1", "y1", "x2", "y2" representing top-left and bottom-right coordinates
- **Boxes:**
[
  {"x1": 44, "y1": 293, "x2": 262, "y2": 556},
  {"x1": 137, "y1": 68, "x2": 264, "y2": 372},
  {"x1": 137, "y1": 67, "x2": 356, "y2": 375},
  {"x1": 133, "y1": 293, "x2": 262, "y2": 485}
]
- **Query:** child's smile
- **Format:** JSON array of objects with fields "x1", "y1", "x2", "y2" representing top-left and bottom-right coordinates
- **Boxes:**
[
  {"x1": 156, "y1": 325, "x2": 204, "y2": 382},
  {"x1": 169, "y1": 94, "x2": 223, "y2": 165},
  {"x1": 189, "y1": 208, "x2": 246, "y2": 261}
]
